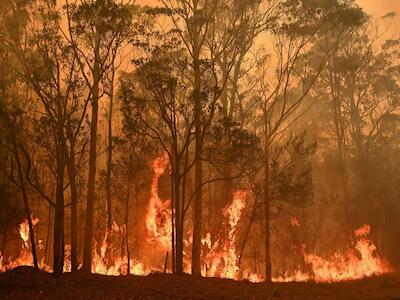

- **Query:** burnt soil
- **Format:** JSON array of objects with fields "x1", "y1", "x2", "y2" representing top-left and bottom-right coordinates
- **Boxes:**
[{"x1": 1, "y1": 267, "x2": 400, "y2": 299}]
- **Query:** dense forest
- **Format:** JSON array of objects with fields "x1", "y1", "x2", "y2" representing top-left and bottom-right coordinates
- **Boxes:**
[{"x1": 0, "y1": 0, "x2": 399, "y2": 286}]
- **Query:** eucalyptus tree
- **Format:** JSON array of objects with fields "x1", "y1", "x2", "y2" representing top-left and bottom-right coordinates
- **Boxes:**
[
  {"x1": 159, "y1": 0, "x2": 280, "y2": 275},
  {"x1": 121, "y1": 28, "x2": 195, "y2": 272},
  {"x1": 250, "y1": 0, "x2": 366, "y2": 281},
  {"x1": 63, "y1": 0, "x2": 134, "y2": 272},
  {"x1": 311, "y1": 21, "x2": 400, "y2": 235},
  {"x1": 0, "y1": 0, "x2": 90, "y2": 275}
]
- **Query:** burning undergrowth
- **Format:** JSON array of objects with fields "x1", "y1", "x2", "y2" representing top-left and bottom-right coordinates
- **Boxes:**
[{"x1": 0, "y1": 156, "x2": 393, "y2": 283}]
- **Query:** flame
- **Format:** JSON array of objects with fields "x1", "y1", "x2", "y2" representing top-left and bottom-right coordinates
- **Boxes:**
[
  {"x1": 91, "y1": 221, "x2": 148, "y2": 276},
  {"x1": 202, "y1": 191, "x2": 247, "y2": 280},
  {"x1": 271, "y1": 224, "x2": 391, "y2": 283},
  {"x1": 0, "y1": 217, "x2": 51, "y2": 272},
  {"x1": 145, "y1": 154, "x2": 172, "y2": 250},
  {"x1": 19, "y1": 217, "x2": 39, "y2": 249},
  {"x1": 301, "y1": 225, "x2": 390, "y2": 282},
  {"x1": 0, "y1": 160, "x2": 393, "y2": 284}
]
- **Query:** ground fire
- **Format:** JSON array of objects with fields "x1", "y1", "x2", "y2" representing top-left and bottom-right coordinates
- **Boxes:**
[{"x1": 0, "y1": 156, "x2": 392, "y2": 284}]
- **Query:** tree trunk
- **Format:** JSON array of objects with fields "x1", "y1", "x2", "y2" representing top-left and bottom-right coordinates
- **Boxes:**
[
  {"x1": 106, "y1": 68, "x2": 115, "y2": 231},
  {"x1": 45, "y1": 201, "x2": 52, "y2": 265},
  {"x1": 53, "y1": 122, "x2": 66, "y2": 277},
  {"x1": 264, "y1": 116, "x2": 272, "y2": 282},
  {"x1": 192, "y1": 55, "x2": 203, "y2": 275},
  {"x1": 53, "y1": 169, "x2": 65, "y2": 276},
  {"x1": 14, "y1": 147, "x2": 39, "y2": 270},
  {"x1": 125, "y1": 185, "x2": 131, "y2": 275},
  {"x1": 66, "y1": 144, "x2": 79, "y2": 272},
  {"x1": 82, "y1": 50, "x2": 100, "y2": 273},
  {"x1": 174, "y1": 159, "x2": 183, "y2": 274}
]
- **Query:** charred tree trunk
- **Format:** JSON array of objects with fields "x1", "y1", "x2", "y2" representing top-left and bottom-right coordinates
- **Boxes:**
[
  {"x1": 66, "y1": 143, "x2": 79, "y2": 272},
  {"x1": 14, "y1": 146, "x2": 39, "y2": 270},
  {"x1": 53, "y1": 163, "x2": 65, "y2": 276},
  {"x1": 45, "y1": 201, "x2": 53, "y2": 265},
  {"x1": 173, "y1": 157, "x2": 183, "y2": 274},
  {"x1": 125, "y1": 184, "x2": 131, "y2": 275},
  {"x1": 106, "y1": 68, "x2": 115, "y2": 231},
  {"x1": 171, "y1": 163, "x2": 176, "y2": 273},
  {"x1": 83, "y1": 42, "x2": 101, "y2": 273},
  {"x1": 192, "y1": 54, "x2": 203, "y2": 276},
  {"x1": 263, "y1": 116, "x2": 272, "y2": 282},
  {"x1": 53, "y1": 118, "x2": 66, "y2": 277}
]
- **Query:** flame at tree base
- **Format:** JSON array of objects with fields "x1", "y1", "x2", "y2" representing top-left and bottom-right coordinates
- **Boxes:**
[
  {"x1": 0, "y1": 156, "x2": 393, "y2": 283},
  {"x1": 0, "y1": 217, "x2": 393, "y2": 283},
  {"x1": 280, "y1": 224, "x2": 392, "y2": 283}
]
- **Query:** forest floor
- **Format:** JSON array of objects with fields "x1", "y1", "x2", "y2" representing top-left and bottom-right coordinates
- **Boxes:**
[{"x1": 1, "y1": 267, "x2": 400, "y2": 300}]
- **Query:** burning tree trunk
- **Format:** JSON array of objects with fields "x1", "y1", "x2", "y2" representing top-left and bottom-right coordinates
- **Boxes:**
[
  {"x1": 13, "y1": 146, "x2": 39, "y2": 271},
  {"x1": 66, "y1": 145, "x2": 79, "y2": 272}
]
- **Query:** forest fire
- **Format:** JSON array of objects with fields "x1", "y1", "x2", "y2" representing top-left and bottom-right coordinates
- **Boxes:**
[
  {"x1": 1, "y1": 0, "x2": 400, "y2": 298},
  {"x1": 273, "y1": 224, "x2": 391, "y2": 283},
  {"x1": 0, "y1": 156, "x2": 392, "y2": 283}
]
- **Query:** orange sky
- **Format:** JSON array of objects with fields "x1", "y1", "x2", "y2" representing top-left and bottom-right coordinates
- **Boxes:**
[
  {"x1": 359, "y1": 0, "x2": 400, "y2": 16},
  {"x1": 138, "y1": 0, "x2": 400, "y2": 17}
]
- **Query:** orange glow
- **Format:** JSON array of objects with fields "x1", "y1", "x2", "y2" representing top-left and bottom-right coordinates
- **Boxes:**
[
  {"x1": 272, "y1": 224, "x2": 391, "y2": 283},
  {"x1": 0, "y1": 217, "x2": 51, "y2": 272},
  {"x1": 0, "y1": 162, "x2": 393, "y2": 283},
  {"x1": 145, "y1": 153, "x2": 172, "y2": 250},
  {"x1": 202, "y1": 191, "x2": 246, "y2": 280}
]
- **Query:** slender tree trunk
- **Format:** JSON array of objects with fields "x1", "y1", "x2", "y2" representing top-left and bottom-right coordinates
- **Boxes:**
[
  {"x1": 263, "y1": 116, "x2": 272, "y2": 282},
  {"x1": 66, "y1": 144, "x2": 79, "y2": 272},
  {"x1": 14, "y1": 146, "x2": 39, "y2": 270},
  {"x1": 82, "y1": 51, "x2": 100, "y2": 273},
  {"x1": 106, "y1": 68, "x2": 115, "y2": 231},
  {"x1": 125, "y1": 185, "x2": 131, "y2": 275},
  {"x1": 171, "y1": 162, "x2": 176, "y2": 273},
  {"x1": 53, "y1": 168, "x2": 65, "y2": 276},
  {"x1": 174, "y1": 158, "x2": 183, "y2": 274},
  {"x1": 45, "y1": 201, "x2": 52, "y2": 265},
  {"x1": 53, "y1": 122, "x2": 66, "y2": 276},
  {"x1": 192, "y1": 54, "x2": 203, "y2": 275}
]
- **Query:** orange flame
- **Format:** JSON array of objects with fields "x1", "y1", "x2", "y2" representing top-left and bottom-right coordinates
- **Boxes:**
[
  {"x1": 272, "y1": 224, "x2": 391, "y2": 283},
  {"x1": 202, "y1": 191, "x2": 246, "y2": 280},
  {"x1": 0, "y1": 164, "x2": 393, "y2": 284},
  {"x1": 145, "y1": 154, "x2": 172, "y2": 250},
  {"x1": 0, "y1": 217, "x2": 51, "y2": 272}
]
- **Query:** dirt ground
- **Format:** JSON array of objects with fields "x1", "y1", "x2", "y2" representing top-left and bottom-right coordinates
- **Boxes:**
[{"x1": 1, "y1": 267, "x2": 400, "y2": 299}]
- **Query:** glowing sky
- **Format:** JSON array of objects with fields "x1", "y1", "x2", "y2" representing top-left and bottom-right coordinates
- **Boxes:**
[
  {"x1": 138, "y1": 0, "x2": 400, "y2": 17},
  {"x1": 359, "y1": 0, "x2": 400, "y2": 16}
]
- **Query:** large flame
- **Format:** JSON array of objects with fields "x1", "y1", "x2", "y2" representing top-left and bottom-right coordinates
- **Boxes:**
[
  {"x1": 145, "y1": 154, "x2": 172, "y2": 250},
  {"x1": 202, "y1": 191, "x2": 246, "y2": 280},
  {"x1": 0, "y1": 156, "x2": 393, "y2": 283},
  {"x1": 91, "y1": 221, "x2": 147, "y2": 276},
  {"x1": 271, "y1": 224, "x2": 391, "y2": 283}
]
